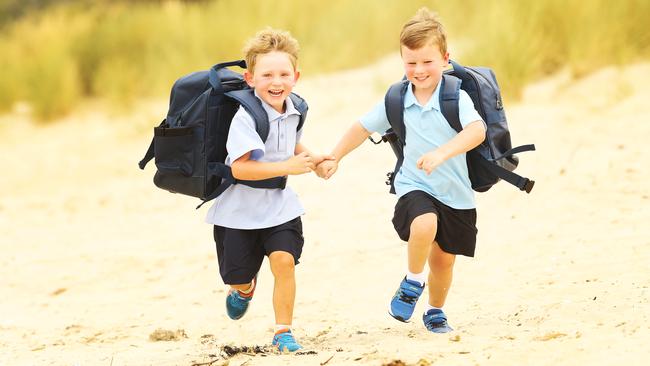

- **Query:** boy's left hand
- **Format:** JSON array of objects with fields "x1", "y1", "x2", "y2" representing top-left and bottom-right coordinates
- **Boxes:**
[{"x1": 417, "y1": 150, "x2": 446, "y2": 175}]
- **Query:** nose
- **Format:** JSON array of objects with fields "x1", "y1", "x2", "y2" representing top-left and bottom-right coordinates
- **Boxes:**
[{"x1": 271, "y1": 75, "x2": 282, "y2": 85}]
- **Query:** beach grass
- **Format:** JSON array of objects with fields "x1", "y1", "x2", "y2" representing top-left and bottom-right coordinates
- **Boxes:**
[{"x1": 0, "y1": 0, "x2": 647, "y2": 120}]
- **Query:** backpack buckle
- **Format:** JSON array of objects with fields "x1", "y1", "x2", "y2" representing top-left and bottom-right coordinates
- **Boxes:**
[{"x1": 385, "y1": 172, "x2": 394, "y2": 186}]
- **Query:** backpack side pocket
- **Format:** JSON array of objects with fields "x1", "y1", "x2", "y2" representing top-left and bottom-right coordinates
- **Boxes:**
[{"x1": 153, "y1": 126, "x2": 194, "y2": 176}]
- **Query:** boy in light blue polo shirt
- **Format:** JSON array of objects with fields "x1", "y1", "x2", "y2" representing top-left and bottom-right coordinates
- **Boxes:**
[
  {"x1": 206, "y1": 28, "x2": 331, "y2": 352},
  {"x1": 316, "y1": 8, "x2": 485, "y2": 333}
]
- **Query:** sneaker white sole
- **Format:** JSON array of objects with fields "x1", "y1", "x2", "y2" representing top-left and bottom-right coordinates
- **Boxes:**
[{"x1": 388, "y1": 305, "x2": 412, "y2": 323}]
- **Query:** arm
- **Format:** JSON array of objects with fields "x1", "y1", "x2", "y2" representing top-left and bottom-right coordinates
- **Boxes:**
[
  {"x1": 417, "y1": 120, "x2": 486, "y2": 174},
  {"x1": 227, "y1": 108, "x2": 316, "y2": 181},
  {"x1": 330, "y1": 121, "x2": 372, "y2": 161},
  {"x1": 231, "y1": 151, "x2": 314, "y2": 181},
  {"x1": 316, "y1": 121, "x2": 372, "y2": 179}
]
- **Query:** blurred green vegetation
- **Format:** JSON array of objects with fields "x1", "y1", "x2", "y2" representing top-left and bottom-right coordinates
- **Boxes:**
[
  {"x1": 447, "y1": 0, "x2": 650, "y2": 99},
  {"x1": 0, "y1": 0, "x2": 648, "y2": 121}
]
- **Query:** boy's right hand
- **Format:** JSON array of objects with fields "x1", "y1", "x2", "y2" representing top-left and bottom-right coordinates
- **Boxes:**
[
  {"x1": 284, "y1": 152, "x2": 315, "y2": 175},
  {"x1": 316, "y1": 160, "x2": 338, "y2": 180}
]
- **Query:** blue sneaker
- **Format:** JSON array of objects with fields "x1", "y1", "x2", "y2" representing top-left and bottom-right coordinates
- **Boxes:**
[
  {"x1": 389, "y1": 277, "x2": 424, "y2": 322},
  {"x1": 272, "y1": 329, "x2": 302, "y2": 352},
  {"x1": 225, "y1": 279, "x2": 256, "y2": 320},
  {"x1": 423, "y1": 308, "x2": 453, "y2": 333}
]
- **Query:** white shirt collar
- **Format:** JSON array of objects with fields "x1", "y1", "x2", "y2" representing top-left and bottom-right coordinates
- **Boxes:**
[{"x1": 254, "y1": 90, "x2": 301, "y2": 121}]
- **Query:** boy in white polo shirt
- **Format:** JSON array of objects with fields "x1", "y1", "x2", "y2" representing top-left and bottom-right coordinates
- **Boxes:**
[
  {"x1": 205, "y1": 28, "x2": 330, "y2": 352},
  {"x1": 316, "y1": 8, "x2": 485, "y2": 333}
]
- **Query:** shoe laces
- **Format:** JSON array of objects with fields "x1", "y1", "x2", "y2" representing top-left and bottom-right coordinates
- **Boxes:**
[
  {"x1": 229, "y1": 291, "x2": 251, "y2": 308},
  {"x1": 398, "y1": 290, "x2": 418, "y2": 304}
]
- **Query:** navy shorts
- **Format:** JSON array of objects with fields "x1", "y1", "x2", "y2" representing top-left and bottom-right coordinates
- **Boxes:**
[
  {"x1": 392, "y1": 190, "x2": 478, "y2": 257},
  {"x1": 213, "y1": 217, "x2": 304, "y2": 285}
]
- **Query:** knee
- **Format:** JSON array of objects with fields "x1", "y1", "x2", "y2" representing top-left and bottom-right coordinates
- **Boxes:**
[
  {"x1": 409, "y1": 214, "x2": 437, "y2": 241},
  {"x1": 430, "y1": 251, "x2": 455, "y2": 272},
  {"x1": 269, "y1": 251, "x2": 295, "y2": 278}
]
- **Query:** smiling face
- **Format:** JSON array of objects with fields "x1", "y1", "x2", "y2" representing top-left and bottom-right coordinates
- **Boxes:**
[
  {"x1": 244, "y1": 51, "x2": 300, "y2": 113},
  {"x1": 401, "y1": 42, "x2": 449, "y2": 95}
]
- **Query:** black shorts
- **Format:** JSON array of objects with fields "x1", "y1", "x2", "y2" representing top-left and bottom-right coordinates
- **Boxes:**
[
  {"x1": 213, "y1": 217, "x2": 304, "y2": 285},
  {"x1": 392, "y1": 190, "x2": 478, "y2": 257}
]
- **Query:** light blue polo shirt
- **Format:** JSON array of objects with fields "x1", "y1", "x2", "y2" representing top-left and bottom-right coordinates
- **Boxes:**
[
  {"x1": 360, "y1": 81, "x2": 482, "y2": 209},
  {"x1": 205, "y1": 94, "x2": 304, "y2": 229}
]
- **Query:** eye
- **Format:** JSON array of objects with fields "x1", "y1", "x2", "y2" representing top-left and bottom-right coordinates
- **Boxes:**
[{"x1": 424, "y1": 60, "x2": 433, "y2": 64}]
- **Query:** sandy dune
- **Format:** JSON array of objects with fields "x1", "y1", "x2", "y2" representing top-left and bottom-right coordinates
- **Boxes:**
[{"x1": 1, "y1": 55, "x2": 649, "y2": 366}]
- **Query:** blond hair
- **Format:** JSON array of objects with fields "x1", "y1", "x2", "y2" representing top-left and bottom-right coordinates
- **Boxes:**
[
  {"x1": 243, "y1": 28, "x2": 300, "y2": 74},
  {"x1": 400, "y1": 7, "x2": 447, "y2": 55}
]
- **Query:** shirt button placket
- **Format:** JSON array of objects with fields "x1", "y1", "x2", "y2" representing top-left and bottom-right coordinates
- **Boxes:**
[{"x1": 278, "y1": 117, "x2": 286, "y2": 152}]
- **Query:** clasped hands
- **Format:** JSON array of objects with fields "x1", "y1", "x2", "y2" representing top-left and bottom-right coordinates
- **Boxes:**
[
  {"x1": 294, "y1": 149, "x2": 444, "y2": 180},
  {"x1": 286, "y1": 152, "x2": 336, "y2": 177}
]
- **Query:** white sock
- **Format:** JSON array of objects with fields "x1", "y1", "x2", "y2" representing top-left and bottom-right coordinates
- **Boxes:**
[
  {"x1": 424, "y1": 304, "x2": 442, "y2": 315},
  {"x1": 275, "y1": 324, "x2": 291, "y2": 333},
  {"x1": 406, "y1": 270, "x2": 426, "y2": 286}
]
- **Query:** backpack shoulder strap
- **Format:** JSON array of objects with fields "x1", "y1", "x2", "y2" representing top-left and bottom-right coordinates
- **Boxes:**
[
  {"x1": 224, "y1": 89, "x2": 270, "y2": 141},
  {"x1": 383, "y1": 80, "x2": 408, "y2": 195},
  {"x1": 289, "y1": 93, "x2": 308, "y2": 132},
  {"x1": 384, "y1": 80, "x2": 409, "y2": 142},
  {"x1": 439, "y1": 74, "x2": 462, "y2": 133}
]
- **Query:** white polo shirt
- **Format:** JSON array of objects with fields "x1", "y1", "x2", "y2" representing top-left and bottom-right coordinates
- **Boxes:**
[{"x1": 205, "y1": 95, "x2": 304, "y2": 229}]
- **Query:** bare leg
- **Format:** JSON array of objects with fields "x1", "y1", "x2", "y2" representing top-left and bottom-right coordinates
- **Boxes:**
[
  {"x1": 269, "y1": 251, "x2": 296, "y2": 325},
  {"x1": 427, "y1": 241, "x2": 456, "y2": 307},
  {"x1": 408, "y1": 213, "x2": 437, "y2": 274}
]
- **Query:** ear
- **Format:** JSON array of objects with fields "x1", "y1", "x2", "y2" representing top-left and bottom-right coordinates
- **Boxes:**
[
  {"x1": 443, "y1": 51, "x2": 450, "y2": 64},
  {"x1": 243, "y1": 70, "x2": 254, "y2": 87},
  {"x1": 293, "y1": 70, "x2": 300, "y2": 85}
]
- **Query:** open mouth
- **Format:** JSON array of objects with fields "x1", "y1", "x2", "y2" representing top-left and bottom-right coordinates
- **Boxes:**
[
  {"x1": 414, "y1": 76, "x2": 429, "y2": 82},
  {"x1": 268, "y1": 90, "x2": 283, "y2": 97}
]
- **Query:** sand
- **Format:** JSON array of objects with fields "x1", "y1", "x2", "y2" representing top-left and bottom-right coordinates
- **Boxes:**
[{"x1": 1, "y1": 55, "x2": 649, "y2": 366}]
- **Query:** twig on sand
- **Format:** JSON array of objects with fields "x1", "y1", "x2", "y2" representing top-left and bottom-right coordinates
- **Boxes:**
[
  {"x1": 320, "y1": 354, "x2": 335, "y2": 365},
  {"x1": 190, "y1": 360, "x2": 220, "y2": 366}
]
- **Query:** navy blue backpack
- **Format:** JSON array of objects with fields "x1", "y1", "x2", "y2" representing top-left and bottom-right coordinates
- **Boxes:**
[
  {"x1": 373, "y1": 60, "x2": 535, "y2": 194},
  {"x1": 139, "y1": 60, "x2": 308, "y2": 208}
]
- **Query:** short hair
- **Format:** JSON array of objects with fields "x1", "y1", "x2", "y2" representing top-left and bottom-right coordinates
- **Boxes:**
[
  {"x1": 243, "y1": 28, "x2": 300, "y2": 74},
  {"x1": 400, "y1": 7, "x2": 447, "y2": 55}
]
